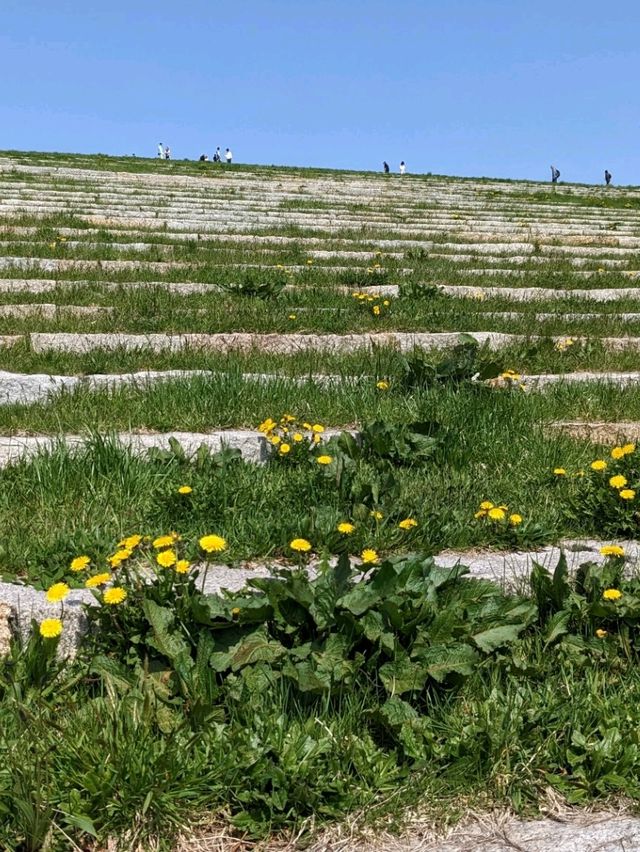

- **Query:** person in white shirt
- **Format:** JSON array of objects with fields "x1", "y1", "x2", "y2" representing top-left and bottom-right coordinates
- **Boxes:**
[
  {"x1": 399, "y1": 161, "x2": 406, "y2": 175},
  {"x1": 157, "y1": 143, "x2": 164, "y2": 158},
  {"x1": 225, "y1": 148, "x2": 233, "y2": 164}
]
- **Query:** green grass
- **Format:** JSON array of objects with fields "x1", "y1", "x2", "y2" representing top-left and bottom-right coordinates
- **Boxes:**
[
  {"x1": 4, "y1": 379, "x2": 639, "y2": 586},
  {"x1": 4, "y1": 547, "x2": 640, "y2": 849},
  {"x1": 8, "y1": 369, "x2": 640, "y2": 436}
]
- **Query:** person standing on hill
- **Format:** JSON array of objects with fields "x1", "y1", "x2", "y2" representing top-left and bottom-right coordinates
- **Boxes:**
[
  {"x1": 551, "y1": 165, "x2": 560, "y2": 183},
  {"x1": 383, "y1": 161, "x2": 390, "y2": 173},
  {"x1": 605, "y1": 169, "x2": 612, "y2": 186},
  {"x1": 214, "y1": 147, "x2": 222, "y2": 162},
  {"x1": 164, "y1": 146, "x2": 171, "y2": 160},
  {"x1": 399, "y1": 161, "x2": 406, "y2": 175},
  {"x1": 225, "y1": 148, "x2": 233, "y2": 164}
]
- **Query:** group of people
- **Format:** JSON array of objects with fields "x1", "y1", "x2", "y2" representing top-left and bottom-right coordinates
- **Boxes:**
[
  {"x1": 383, "y1": 161, "x2": 406, "y2": 174},
  {"x1": 551, "y1": 165, "x2": 613, "y2": 186},
  {"x1": 156, "y1": 144, "x2": 233, "y2": 163},
  {"x1": 200, "y1": 147, "x2": 233, "y2": 164}
]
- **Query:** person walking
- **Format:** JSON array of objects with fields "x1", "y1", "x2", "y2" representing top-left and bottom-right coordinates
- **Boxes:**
[
  {"x1": 157, "y1": 142, "x2": 164, "y2": 158},
  {"x1": 164, "y1": 146, "x2": 171, "y2": 160},
  {"x1": 383, "y1": 161, "x2": 390, "y2": 173},
  {"x1": 605, "y1": 169, "x2": 612, "y2": 186},
  {"x1": 399, "y1": 161, "x2": 406, "y2": 175},
  {"x1": 550, "y1": 165, "x2": 560, "y2": 184},
  {"x1": 225, "y1": 148, "x2": 233, "y2": 164}
]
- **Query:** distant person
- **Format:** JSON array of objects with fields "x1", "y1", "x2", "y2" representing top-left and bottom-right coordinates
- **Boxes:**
[
  {"x1": 225, "y1": 148, "x2": 233, "y2": 164},
  {"x1": 383, "y1": 161, "x2": 390, "y2": 173},
  {"x1": 214, "y1": 147, "x2": 222, "y2": 162},
  {"x1": 157, "y1": 142, "x2": 164, "y2": 158},
  {"x1": 199, "y1": 154, "x2": 209, "y2": 162},
  {"x1": 551, "y1": 165, "x2": 560, "y2": 183},
  {"x1": 605, "y1": 169, "x2": 612, "y2": 186},
  {"x1": 399, "y1": 161, "x2": 406, "y2": 175},
  {"x1": 165, "y1": 146, "x2": 171, "y2": 160}
]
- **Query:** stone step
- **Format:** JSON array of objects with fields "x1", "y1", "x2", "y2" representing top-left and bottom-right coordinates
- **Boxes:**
[
  {"x1": 439, "y1": 284, "x2": 640, "y2": 302},
  {"x1": 550, "y1": 421, "x2": 640, "y2": 442},
  {"x1": 0, "y1": 303, "x2": 111, "y2": 318},
  {"x1": 24, "y1": 330, "x2": 640, "y2": 355}
]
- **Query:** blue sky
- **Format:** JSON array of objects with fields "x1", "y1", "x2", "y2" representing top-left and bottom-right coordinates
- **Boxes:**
[{"x1": 1, "y1": 0, "x2": 638, "y2": 183}]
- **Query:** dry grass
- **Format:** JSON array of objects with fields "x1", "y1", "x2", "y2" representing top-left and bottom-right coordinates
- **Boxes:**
[{"x1": 172, "y1": 791, "x2": 639, "y2": 852}]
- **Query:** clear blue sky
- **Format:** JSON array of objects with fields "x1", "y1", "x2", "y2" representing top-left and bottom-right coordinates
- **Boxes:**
[{"x1": 2, "y1": 0, "x2": 638, "y2": 183}]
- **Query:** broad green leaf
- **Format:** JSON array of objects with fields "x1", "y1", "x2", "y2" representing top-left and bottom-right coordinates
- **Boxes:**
[
  {"x1": 379, "y1": 655, "x2": 429, "y2": 695},
  {"x1": 142, "y1": 599, "x2": 193, "y2": 669},
  {"x1": 229, "y1": 627, "x2": 286, "y2": 671},
  {"x1": 379, "y1": 695, "x2": 420, "y2": 726},
  {"x1": 472, "y1": 623, "x2": 526, "y2": 653},
  {"x1": 421, "y1": 643, "x2": 478, "y2": 682}
]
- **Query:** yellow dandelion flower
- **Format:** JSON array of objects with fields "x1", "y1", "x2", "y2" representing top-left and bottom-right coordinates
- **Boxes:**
[
  {"x1": 46, "y1": 582, "x2": 70, "y2": 603},
  {"x1": 595, "y1": 629, "x2": 608, "y2": 638},
  {"x1": 288, "y1": 314, "x2": 297, "y2": 320},
  {"x1": 175, "y1": 559, "x2": 191, "y2": 574},
  {"x1": 398, "y1": 518, "x2": 418, "y2": 530},
  {"x1": 312, "y1": 424, "x2": 325, "y2": 434},
  {"x1": 623, "y1": 443, "x2": 636, "y2": 455},
  {"x1": 290, "y1": 538, "x2": 312, "y2": 552},
  {"x1": 376, "y1": 380, "x2": 390, "y2": 390},
  {"x1": 620, "y1": 489, "x2": 635, "y2": 500},
  {"x1": 85, "y1": 572, "x2": 111, "y2": 588},
  {"x1": 316, "y1": 455, "x2": 333, "y2": 465},
  {"x1": 279, "y1": 443, "x2": 291, "y2": 455},
  {"x1": 611, "y1": 446, "x2": 626, "y2": 460},
  {"x1": 199, "y1": 534, "x2": 228, "y2": 553},
  {"x1": 553, "y1": 468, "x2": 566, "y2": 476},
  {"x1": 312, "y1": 433, "x2": 321, "y2": 444},
  {"x1": 591, "y1": 460, "x2": 607, "y2": 471},
  {"x1": 293, "y1": 432, "x2": 304, "y2": 442},
  {"x1": 103, "y1": 587, "x2": 127, "y2": 605},
  {"x1": 231, "y1": 606, "x2": 241, "y2": 616},
  {"x1": 258, "y1": 418, "x2": 277, "y2": 434},
  {"x1": 370, "y1": 510, "x2": 383, "y2": 521},
  {"x1": 153, "y1": 535, "x2": 174, "y2": 550},
  {"x1": 509, "y1": 513, "x2": 523, "y2": 526},
  {"x1": 361, "y1": 548, "x2": 379, "y2": 565},
  {"x1": 270, "y1": 435, "x2": 281, "y2": 445},
  {"x1": 372, "y1": 305, "x2": 381, "y2": 316},
  {"x1": 479, "y1": 501, "x2": 494, "y2": 510},
  {"x1": 600, "y1": 545, "x2": 625, "y2": 557},
  {"x1": 119, "y1": 534, "x2": 142, "y2": 549},
  {"x1": 337, "y1": 522, "x2": 355, "y2": 534},
  {"x1": 156, "y1": 550, "x2": 177, "y2": 568},
  {"x1": 178, "y1": 485, "x2": 193, "y2": 494},
  {"x1": 70, "y1": 555, "x2": 90, "y2": 573},
  {"x1": 302, "y1": 422, "x2": 312, "y2": 430},
  {"x1": 488, "y1": 507, "x2": 506, "y2": 521},
  {"x1": 474, "y1": 510, "x2": 487, "y2": 519},
  {"x1": 107, "y1": 548, "x2": 132, "y2": 566},
  {"x1": 603, "y1": 588, "x2": 623, "y2": 601},
  {"x1": 39, "y1": 618, "x2": 63, "y2": 639},
  {"x1": 609, "y1": 475, "x2": 628, "y2": 489}
]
